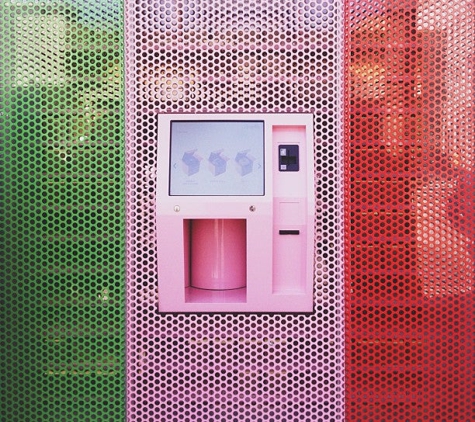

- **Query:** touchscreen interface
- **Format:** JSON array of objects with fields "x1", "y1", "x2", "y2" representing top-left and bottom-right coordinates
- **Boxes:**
[{"x1": 169, "y1": 120, "x2": 265, "y2": 196}]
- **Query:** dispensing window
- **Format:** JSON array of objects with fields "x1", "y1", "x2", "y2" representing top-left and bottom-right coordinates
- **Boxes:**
[{"x1": 184, "y1": 219, "x2": 247, "y2": 304}]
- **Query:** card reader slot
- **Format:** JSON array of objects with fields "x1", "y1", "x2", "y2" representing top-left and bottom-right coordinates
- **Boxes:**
[{"x1": 278, "y1": 230, "x2": 300, "y2": 235}]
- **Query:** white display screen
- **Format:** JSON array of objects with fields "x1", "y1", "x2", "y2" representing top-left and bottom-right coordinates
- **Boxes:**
[{"x1": 169, "y1": 120, "x2": 265, "y2": 196}]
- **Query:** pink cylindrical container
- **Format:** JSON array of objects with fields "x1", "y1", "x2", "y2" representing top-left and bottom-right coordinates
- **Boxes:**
[{"x1": 191, "y1": 219, "x2": 246, "y2": 290}]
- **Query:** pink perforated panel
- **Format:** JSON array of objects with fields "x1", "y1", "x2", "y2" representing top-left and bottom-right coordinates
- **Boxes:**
[{"x1": 125, "y1": 0, "x2": 345, "y2": 421}]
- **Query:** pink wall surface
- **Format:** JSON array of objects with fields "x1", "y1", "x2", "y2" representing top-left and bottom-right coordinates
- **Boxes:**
[{"x1": 125, "y1": 0, "x2": 346, "y2": 420}]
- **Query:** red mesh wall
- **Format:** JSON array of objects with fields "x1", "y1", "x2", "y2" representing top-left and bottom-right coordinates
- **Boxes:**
[{"x1": 344, "y1": 2, "x2": 474, "y2": 420}]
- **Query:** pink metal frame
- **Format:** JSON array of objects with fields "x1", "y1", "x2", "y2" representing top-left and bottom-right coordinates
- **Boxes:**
[{"x1": 155, "y1": 113, "x2": 316, "y2": 313}]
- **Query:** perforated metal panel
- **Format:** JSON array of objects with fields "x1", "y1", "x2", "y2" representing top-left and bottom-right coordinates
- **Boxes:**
[
  {"x1": 344, "y1": 1, "x2": 474, "y2": 420},
  {"x1": 124, "y1": 0, "x2": 345, "y2": 420},
  {"x1": 0, "y1": 1, "x2": 126, "y2": 420},
  {"x1": 3, "y1": 0, "x2": 470, "y2": 419}
]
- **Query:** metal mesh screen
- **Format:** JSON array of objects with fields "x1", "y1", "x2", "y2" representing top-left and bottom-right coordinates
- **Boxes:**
[
  {"x1": 0, "y1": 1, "x2": 126, "y2": 420},
  {"x1": 124, "y1": 0, "x2": 345, "y2": 420},
  {"x1": 3, "y1": 0, "x2": 471, "y2": 419},
  {"x1": 344, "y1": 1, "x2": 474, "y2": 420}
]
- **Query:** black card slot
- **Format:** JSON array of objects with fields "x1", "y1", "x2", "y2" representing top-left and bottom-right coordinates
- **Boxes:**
[{"x1": 279, "y1": 230, "x2": 300, "y2": 235}]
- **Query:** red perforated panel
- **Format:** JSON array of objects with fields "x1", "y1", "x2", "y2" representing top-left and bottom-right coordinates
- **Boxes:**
[{"x1": 344, "y1": 2, "x2": 474, "y2": 420}]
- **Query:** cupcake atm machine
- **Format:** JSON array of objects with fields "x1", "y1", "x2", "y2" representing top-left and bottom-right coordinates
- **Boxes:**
[{"x1": 156, "y1": 113, "x2": 315, "y2": 312}]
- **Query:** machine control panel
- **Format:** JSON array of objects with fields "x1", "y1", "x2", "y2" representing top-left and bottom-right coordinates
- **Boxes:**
[{"x1": 156, "y1": 113, "x2": 314, "y2": 312}]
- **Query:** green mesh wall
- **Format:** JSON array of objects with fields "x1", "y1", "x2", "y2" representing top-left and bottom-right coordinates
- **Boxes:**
[{"x1": 0, "y1": 1, "x2": 125, "y2": 420}]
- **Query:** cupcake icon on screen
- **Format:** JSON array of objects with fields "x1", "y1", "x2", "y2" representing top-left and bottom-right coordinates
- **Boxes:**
[
  {"x1": 181, "y1": 149, "x2": 202, "y2": 176},
  {"x1": 208, "y1": 150, "x2": 229, "y2": 176},
  {"x1": 235, "y1": 150, "x2": 255, "y2": 176}
]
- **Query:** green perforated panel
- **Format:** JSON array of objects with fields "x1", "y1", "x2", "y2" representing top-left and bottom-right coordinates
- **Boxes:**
[{"x1": 0, "y1": 1, "x2": 125, "y2": 420}]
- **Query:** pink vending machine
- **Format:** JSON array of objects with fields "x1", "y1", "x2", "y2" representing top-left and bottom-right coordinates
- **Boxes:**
[
  {"x1": 125, "y1": 2, "x2": 346, "y2": 420},
  {"x1": 156, "y1": 114, "x2": 315, "y2": 312}
]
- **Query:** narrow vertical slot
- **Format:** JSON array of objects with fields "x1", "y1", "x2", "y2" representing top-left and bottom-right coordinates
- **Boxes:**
[
  {"x1": 272, "y1": 124, "x2": 309, "y2": 295},
  {"x1": 273, "y1": 231, "x2": 306, "y2": 293},
  {"x1": 183, "y1": 219, "x2": 191, "y2": 289},
  {"x1": 272, "y1": 202, "x2": 307, "y2": 294}
]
